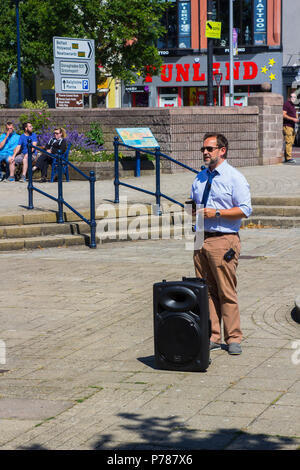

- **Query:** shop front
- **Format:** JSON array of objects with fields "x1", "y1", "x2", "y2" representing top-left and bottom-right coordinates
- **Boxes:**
[{"x1": 123, "y1": 51, "x2": 282, "y2": 108}]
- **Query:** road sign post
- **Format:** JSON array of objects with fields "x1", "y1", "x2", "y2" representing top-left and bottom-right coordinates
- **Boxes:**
[{"x1": 53, "y1": 37, "x2": 96, "y2": 95}]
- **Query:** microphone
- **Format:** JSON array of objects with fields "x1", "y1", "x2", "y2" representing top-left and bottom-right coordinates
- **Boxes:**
[{"x1": 201, "y1": 165, "x2": 206, "y2": 171}]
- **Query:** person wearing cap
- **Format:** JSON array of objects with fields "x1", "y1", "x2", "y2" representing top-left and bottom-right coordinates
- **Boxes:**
[{"x1": 191, "y1": 133, "x2": 252, "y2": 355}]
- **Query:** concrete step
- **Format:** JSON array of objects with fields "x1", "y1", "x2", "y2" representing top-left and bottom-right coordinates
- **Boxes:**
[
  {"x1": 243, "y1": 216, "x2": 300, "y2": 228},
  {"x1": 251, "y1": 196, "x2": 300, "y2": 206},
  {"x1": 252, "y1": 205, "x2": 300, "y2": 217},
  {"x1": 0, "y1": 234, "x2": 88, "y2": 251},
  {"x1": 0, "y1": 221, "x2": 90, "y2": 239},
  {"x1": 0, "y1": 199, "x2": 299, "y2": 251}
]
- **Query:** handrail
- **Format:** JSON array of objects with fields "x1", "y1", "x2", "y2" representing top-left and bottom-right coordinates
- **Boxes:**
[
  {"x1": 113, "y1": 136, "x2": 202, "y2": 212},
  {"x1": 27, "y1": 139, "x2": 97, "y2": 248}
]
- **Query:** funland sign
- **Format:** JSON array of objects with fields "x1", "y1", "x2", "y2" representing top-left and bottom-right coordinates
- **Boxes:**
[{"x1": 140, "y1": 53, "x2": 282, "y2": 89}]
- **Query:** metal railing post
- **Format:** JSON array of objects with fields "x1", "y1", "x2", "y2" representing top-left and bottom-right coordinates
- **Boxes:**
[
  {"x1": 57, "y1": 150, "x2": 64, "y2": 223},
  {"x1": 89, "y1": 170, "x2": 97, "y2": 248},
  {"x1": 114, "y1": 136, "x2": 120, "y2": 203},
  {"x1": 27, "y1": 138, "x2": 34, "y2": 209},
  {"x1": 155, "y1": 147, "x2": 162, "y2": 215},
  {"x1": 135, "y1": 150, "x2": 141, "y2": 177}
]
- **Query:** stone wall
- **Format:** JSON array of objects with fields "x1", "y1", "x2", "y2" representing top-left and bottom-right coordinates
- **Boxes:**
[
  {"x1": 0, "y1": 94, "x2": 283, "y2": 172},
  {"x1": 248, "y1": 93, "x2": 283, "y2": 165}
]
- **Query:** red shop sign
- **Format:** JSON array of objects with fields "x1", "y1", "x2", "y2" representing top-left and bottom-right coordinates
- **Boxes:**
[{"x1": 145, "y1": 61, "x2": 258, "y2": 83}]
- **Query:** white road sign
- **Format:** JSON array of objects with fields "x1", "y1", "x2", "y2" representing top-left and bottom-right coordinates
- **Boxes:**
[
  {"x1": 53, "y1": 36, "x2": 96, "y2": 94},
  {"x1": 54, "y1": 38, "x2": 94, "y2": 60},
  {"x1": 60, "y1": 61, "x2": 89, "y2": 76},
  {"x1": 61, "y1": 78, "x2": 89, "y2": 92}
]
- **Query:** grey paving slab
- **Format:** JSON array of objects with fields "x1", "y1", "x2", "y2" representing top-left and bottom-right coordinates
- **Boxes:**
[
  {"x1": 0, "y1": 398, "x2": 73, "y2": 420},
  {"x1": 0, "y1": 163, "x2": 300, "y2": 450}
]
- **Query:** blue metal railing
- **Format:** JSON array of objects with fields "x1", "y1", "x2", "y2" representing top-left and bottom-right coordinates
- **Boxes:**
[
  {"x1": 113, "y1": 136, "x2": 202, "y2": 211},
  {"x1": 27, "y1": 139, "x2": 97, "y2": 248}
]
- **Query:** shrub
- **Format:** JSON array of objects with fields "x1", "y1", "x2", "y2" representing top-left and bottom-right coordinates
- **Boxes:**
[
  {"x1": 85, "y1": 122, "x2": 105, "y2": 147},
  {"x1": 21, "y1": 100, "x2": 49, "y2": 110},
  {"x1": 19, "y1": 109, "x2": 53, "y2": 133}
]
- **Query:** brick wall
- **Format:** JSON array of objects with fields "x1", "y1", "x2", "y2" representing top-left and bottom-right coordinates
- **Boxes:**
[
  {"x1": 248, "y1": 93, "x2": 283, "y2": 165},
  {"x1": 0, "y1": 95, "x2": 283, "y2": 172}
]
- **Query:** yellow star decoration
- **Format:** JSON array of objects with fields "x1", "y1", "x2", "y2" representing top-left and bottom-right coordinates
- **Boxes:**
[
  {"x1": 261, "y1": 66, "x2": 268, "y2": 74},
  {"x1": 269, "y1": 73, "x2": 276, "y2": 81},
  {"x1": 269, "y1": 58, "x2": 276, "y2": 67}
]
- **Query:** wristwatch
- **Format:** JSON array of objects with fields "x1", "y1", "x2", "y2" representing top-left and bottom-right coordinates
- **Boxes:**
[{"x1": 215, "y1": 210, "x2": 221, "y2": 217}]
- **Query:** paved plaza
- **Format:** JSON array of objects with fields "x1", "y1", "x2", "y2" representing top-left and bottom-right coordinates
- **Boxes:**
[{"x1": 0, "y1": 162, "x2": 300, "y2": 450}]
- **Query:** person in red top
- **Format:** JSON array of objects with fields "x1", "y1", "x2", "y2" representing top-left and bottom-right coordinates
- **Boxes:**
[{"x1": 283, "y1": 92, "x2": 299, "y2": 163}]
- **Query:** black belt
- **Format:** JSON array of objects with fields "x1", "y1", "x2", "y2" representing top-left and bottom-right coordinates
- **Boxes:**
[{"x1": 204, "y1": 231, "x2": 238, "y2": 239}]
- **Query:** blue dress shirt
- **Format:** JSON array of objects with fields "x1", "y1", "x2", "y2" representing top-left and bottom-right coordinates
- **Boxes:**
[{"x1": 190, "y1": 160, "x2": 252, "y2": 233}]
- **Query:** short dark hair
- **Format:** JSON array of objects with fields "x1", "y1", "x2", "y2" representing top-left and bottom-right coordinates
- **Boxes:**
[
  {"x1": 22, "y1": 122, "x2": 31, "y2": 131},
  {"x1": 6, "y1": 121, "x2": 14, "y2": 127},
  {"x1": 203, "y1": 132, "x2": 228, "y2": 158}
]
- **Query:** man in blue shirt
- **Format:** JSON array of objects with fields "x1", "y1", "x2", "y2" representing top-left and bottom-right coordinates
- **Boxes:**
[
  {"x1": 0, "y1": 122, "x2": 20, "y2": 181},
  {"x1": 8, "y1": 121, "x2": 37, "y2": 182},
  {"x1": 191, "y1": 132, "x2": 252, "y2": 355}
]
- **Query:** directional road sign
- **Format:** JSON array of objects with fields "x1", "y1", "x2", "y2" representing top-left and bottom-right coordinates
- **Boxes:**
[
  {"x1": 56, "y1": 93, "x2": 84, "y2": 108},
  {"x1": 53, "y1": 37, "x2": 96, "y2": 94},
  {"x1": 54, "y1": 38, "x2": 94, "y2": 60}
]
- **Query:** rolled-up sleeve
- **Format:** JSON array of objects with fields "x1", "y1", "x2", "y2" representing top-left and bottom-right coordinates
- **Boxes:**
[{"x1": 232, "y1": 175, "x2": 252, "y2": 218}]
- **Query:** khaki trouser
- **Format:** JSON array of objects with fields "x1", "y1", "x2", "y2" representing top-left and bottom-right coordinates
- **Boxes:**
[
  {"x1": 194, "y1": 233, "x2": 242, "y2": 345},
  {"x1": 283, "y1": 125, "x2": 295, "y2": 160}
]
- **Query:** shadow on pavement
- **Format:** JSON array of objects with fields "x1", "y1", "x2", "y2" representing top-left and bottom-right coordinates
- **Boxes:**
[
  {"x1": 89, "y1": 413, "x2": 297, "y2": 450},
  {"x1": 18, "y1": 412, "x2": 298, "y2": 450}
]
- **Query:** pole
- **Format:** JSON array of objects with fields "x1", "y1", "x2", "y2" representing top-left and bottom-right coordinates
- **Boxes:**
[
  {"x1": 89, "y1": 170, "x2": 97, "y2": 248},
  {"x1": 155, "y1": 147, "x2": 162, "y2": 215},
  {"x1": 207, "y1": 0, "x2": 214, "y2": 106},
  {"x1": 229, "y1": 0, "x2": 234, "y2": 106},
  {"x1": 57, "y1": 150, "x2": 64, "y2": 223},
  {"x1": 27, "y1": 138, "x2": 33, "y2": 209},
  {"x1": 135, "y1": 150, "x2": 141, "y2": 177},
  {"x1": 15, "y1": 0, "x2": 22, "y2": 105},
  {"x1": 114, "y1": 137, "x2": 120, "y2": 203}
]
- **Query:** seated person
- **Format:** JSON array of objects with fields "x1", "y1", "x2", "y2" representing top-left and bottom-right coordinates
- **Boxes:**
[
  {"x1": 33, "y1": 128, "x2": 67, "y2": 182},
  {"x1": 0, "y1": 122, "x2": 20, "y2": 181},
  {"x1": 8, "y1": 121, "x2": 38, "y2": 182}
]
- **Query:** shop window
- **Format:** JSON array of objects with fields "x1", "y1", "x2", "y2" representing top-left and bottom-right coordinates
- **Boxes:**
[
  {"x1": 157, "y1": 1, "x2": 191, "y2": 50},
  {"x1": 212, "y1": 0, "x2": 265, "y2": 47}
]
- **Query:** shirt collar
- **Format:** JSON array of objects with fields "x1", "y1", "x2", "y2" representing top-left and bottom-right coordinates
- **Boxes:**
[{"x1": 208, "y1": 159, "x2": 228, "y2": 176}]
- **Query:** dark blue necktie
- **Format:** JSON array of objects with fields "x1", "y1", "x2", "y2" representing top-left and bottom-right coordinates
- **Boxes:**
[{"x1": 201, "y1": 170, "x2": 217, "y2": 207}]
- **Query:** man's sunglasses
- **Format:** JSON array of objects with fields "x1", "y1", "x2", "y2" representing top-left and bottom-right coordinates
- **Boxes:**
[{"x1": 200, "y1": 146, "x2": 220, "y2": 153}]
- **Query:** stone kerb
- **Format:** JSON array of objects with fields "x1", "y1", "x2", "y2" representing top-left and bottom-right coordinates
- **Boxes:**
[{"x1": 248, "y1": 93, "x2": 283, "y2": 165}]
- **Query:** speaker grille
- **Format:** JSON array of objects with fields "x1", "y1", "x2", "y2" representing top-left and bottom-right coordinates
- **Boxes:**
[{"x1": 157, "y1": 313, "x2": 201, "y2": 365}]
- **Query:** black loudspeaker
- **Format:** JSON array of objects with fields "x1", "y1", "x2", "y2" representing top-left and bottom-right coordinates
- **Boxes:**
[{"x1": 153, "y1": 277, "x2": 210, "y2": 372}]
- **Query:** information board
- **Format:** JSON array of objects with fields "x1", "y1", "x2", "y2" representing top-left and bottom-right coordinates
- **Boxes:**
[{"x1": 116, "y1": 128, "x2": 159, "y2": 148}]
